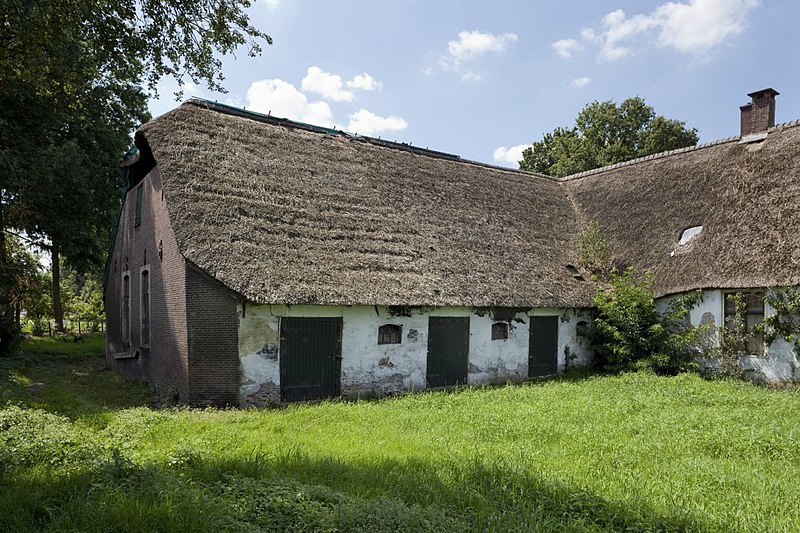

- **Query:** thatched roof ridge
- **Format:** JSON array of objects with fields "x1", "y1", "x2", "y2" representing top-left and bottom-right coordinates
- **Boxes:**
[
  {"x1": 562, "y1": 119, "x2": 800, "y2": 181},
  {"x1": 564, "y1": 123, "x2": 800, "y2": 297},
  {"x1": 139, "y1": 100, "x2": 596, "y2": 308},
  {"x1": 187, "y1": 98, "x2": 556, "y2": 181}
]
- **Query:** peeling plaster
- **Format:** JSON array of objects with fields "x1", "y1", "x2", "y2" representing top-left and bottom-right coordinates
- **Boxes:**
[{"x1": 237, "y1": 304, "x2": 594, "y2": 406}]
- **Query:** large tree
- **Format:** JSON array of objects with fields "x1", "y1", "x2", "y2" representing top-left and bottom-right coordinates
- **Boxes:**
[
  {"x1": 519, "y1": 97, "x2": 699, "y2": 177},
  {"x1": 1, "y1": 0, "x2": 271, "y2": 341}
]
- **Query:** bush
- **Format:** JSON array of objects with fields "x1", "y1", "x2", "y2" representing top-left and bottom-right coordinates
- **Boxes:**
[
  {"x1": 0, "y1": 405, "x2": 100, "y2": 474},
  {"x1": 588, "y1": 268, "x2": 703, "y2": 375},
  {"x1": 761, "y1": 286, "x2": 800, "y2": 353}
]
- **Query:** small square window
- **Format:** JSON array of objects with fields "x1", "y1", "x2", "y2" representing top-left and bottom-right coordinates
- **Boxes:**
[
  {"x1": 491, "y1": 322, "x2": 509, "y2": 340},
  {"x1": 378, "y1": 324, "x2": 402, "y2": 344}
]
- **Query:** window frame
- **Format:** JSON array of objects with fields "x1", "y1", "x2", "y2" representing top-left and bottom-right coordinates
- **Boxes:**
[
  {"x1": 121, "y1": 271, "x2": 131, "y2": 350},
  {"x1": 377, "y1": 324, "x2": 402, "y2": 345},
  {"x1": 491, "y1": 322, "x2": 509, "y2": 341},
  {"x1": 140, "y1": 266, "x2": 151, "y2": 349},
  {"x1": 723, "y1": 291, "x2": 765, "y2": 354}
]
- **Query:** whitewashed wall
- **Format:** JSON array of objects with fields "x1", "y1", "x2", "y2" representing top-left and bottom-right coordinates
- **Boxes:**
[
  {"x1": 661, "y1": 289, "x2": 799, "y2": 383},
  {"x1": 237, "y1": 305, "x2": 593, "y2": 406}
]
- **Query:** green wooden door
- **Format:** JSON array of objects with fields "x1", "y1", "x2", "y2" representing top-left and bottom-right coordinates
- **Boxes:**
[
  {"x1": 427, "y1": 317, "x2": 469, "y2": 387},
  {"x1": 529, "y1": 316, "x2": 558, "y2": 377},
  {"x1": 280, "y1": 317, "x2": 342, "y2": 401}
]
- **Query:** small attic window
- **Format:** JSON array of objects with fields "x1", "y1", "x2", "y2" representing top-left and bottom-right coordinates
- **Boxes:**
[
  {"x1": 678, "y1": 225, "x2": 703, "y2": 246},
  {"x1": 491, "y1": 322, "x2": 509, "y2": 340},
  {"x1": 378, "y1": 324, "x2": 402, "y2": 345}
]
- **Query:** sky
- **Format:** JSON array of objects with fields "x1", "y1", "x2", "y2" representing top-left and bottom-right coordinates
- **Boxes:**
[{"x1": 149, "y1": 0, "x2": 800, "y2": 168}]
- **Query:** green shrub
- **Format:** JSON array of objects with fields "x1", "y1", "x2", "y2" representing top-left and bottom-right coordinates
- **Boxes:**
[
  {"x1": 579, "y1": 220, "x2": 612, "y2": 280},
  {"x1": 0, "y1": 405, "x2": 100, "y2": 473},
  {"x1": 215, "y1": 474, "x2": 470, "y2": 532},
  {"x1": 761, "y1": 285, "x2": 800, "y2": 353},
  {"x1": 588, "y1": 268, "x2": 703, "y2": 374}
]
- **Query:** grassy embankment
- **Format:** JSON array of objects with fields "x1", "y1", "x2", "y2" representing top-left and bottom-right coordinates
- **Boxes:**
[{"x1": 1, "y1": 334, "x2": 798, "y2": 531}]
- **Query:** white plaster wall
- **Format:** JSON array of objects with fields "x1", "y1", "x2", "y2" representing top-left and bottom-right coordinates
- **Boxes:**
[
  {"x1": 550, "y1": 308, "x2": 594, "y2": 370},
  {"x1": 660, "y1": 289, "x2": 799, "y2": 383},
  {"x1": 237, "y1": 304, "x2": 593, "y2": 405}
]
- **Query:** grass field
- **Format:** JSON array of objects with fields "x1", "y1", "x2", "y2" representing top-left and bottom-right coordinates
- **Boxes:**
[{"x1": 1, "y1": 336, "x2": 799, "y2": 531}]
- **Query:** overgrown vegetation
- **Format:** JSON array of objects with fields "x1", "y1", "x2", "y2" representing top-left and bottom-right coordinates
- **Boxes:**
[
  {"x1": 2, "y1": 338, "x2": 799, "y2": 531},
  {"x1": 578, "y1": 220, "x2": 612, "y2": 280},
  {"x1": 712, "y1": 292, "x2": 751, "y2": 378},
  {"x1": 762, "y1": 285, "x2": 800, "y2": 353},
  {"x1": 587, "y1": 268, "x2": 705, "y2": 375},
  {"x1": 1, "y1": 234, "x2": 105, "y2": 341}
]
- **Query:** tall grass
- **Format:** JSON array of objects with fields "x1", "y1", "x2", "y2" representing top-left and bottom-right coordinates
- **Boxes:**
[{"x1": 1, "y1": 338, "x2": 798, "y2": 531}]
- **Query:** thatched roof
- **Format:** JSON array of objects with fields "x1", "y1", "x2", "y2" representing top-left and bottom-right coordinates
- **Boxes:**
[
  {"x1": 139, "y1": 100, "x2": 595, "y2": 307},
  {"x1": 563, "y1": 121, "x2": 800, "y2": 297}
]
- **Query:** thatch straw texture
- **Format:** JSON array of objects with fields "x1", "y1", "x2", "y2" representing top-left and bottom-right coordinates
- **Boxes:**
[
  {"x1": 140, "y1": 101, "x2": 595, "y2": 307},
  {"x1": 564, "y1": 124, "x2": 800, "y2": 297}
]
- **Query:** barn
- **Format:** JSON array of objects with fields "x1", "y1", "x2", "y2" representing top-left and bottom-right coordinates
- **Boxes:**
[
  {"x1": 105, "y1": 99, "x2": 595, "y2": 406},
  {"x1": 106, "y1": 89, "x2": 800, "y2": 405}
]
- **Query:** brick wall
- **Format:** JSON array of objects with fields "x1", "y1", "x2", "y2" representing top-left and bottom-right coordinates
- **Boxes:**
[
  {"x1": 185, "y1": 263, "x2": 240, "y2": 406},
  {"x1": 741, "y1": 89, "x2": 778, "y2": 136},
  {"x1": 106, "y1": 166, "x2": 190, "y2": 400}
]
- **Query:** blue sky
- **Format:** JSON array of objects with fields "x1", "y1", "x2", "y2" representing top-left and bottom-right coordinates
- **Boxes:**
[{"x1": 149, "y1": 0, "x2": 797, "y2": 168}]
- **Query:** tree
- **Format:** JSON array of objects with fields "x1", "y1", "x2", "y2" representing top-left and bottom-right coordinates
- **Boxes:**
[
  {"x1": 588, "y1": 268, "x2": 704, "y2": 375},
  {"x1": 520, "y1": 97, "x2": 699, "y2": 177},
  {"x1": 0, "y1": 235, "x2": 46, "y2": 350},
  {"x1": 1, "y1": 1, "x2": 271, "y2": 342}
]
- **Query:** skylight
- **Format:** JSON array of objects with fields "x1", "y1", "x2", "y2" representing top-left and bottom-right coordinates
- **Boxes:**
[{"x1": 678, "y1": 225, "x2": 703, "y2": 246}]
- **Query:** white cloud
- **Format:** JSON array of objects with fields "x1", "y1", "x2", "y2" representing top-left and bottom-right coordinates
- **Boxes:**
[
  {"x1": 447, "y1": 30, "x2": 518, "y2": 63},
  {"x1": 552, "y1": 39, "x2": 583, "y2": 59},
  {"x1": 261, "y1": 0, "x2": 282, "y2": 10},
  {"x1": 301, "y1": 66, "x2": 354, "y2": 102},
  {"x1": 572, "y1": 76, "x2": 592, "y2": 88},
  {"x1": 599, "y1": 44, "x2": 633, "y2": 62},
  {"x1": 461, "y1": 70, "x2": 482, "y2": 82},
  {"x1": 557, "y1": 0, "x2": 760, "y2": 62},
  {"x1": 654, "y1": 0, "x2": 760, "y2": 53},
  {"x1": 493, "y1": 144, "x2": 529, "y2": 166},
  {"x1": 346, "y1": 73, "x2": 381, "y2": 91},
  {"x1": 439, "y1": 30, "x2": 518, "y2": 79},
  {"x1": 246, "y1": 79, "x2": 334, "y2": 126},
  {"x1": 347, "y1": 109, "x2": 407, "y2": 136},
  {"x1": 598, "y1": 9, "x2": 659, "y2": 61},
  {"x1": 581, "y1": 28, "x2": 599, "y2": 42}
]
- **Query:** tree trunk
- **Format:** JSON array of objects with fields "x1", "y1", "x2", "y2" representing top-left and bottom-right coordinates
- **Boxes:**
[
  {"x1": 51, "y1": 243, "x2": 64, "y2": 333},
  {"x1": 0, "y1": 197, "x2": 15, "y2": 353}
]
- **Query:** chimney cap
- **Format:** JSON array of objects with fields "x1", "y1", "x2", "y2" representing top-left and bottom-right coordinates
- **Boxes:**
[{"x1": 747, "y1": 88, "x2": 780, "y2": 99}]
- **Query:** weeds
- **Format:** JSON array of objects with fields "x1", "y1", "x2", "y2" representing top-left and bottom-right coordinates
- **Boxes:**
[{"x1": 1, "y1": 337, "x2": 799, "y2": 531}]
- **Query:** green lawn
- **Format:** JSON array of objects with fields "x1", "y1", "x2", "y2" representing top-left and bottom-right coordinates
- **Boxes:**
[{"x1": 1, "y1": 337, "x2": 798, "y2": 531}]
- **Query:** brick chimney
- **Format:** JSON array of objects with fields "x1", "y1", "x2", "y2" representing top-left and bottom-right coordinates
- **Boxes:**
[{"x1": 740, "y1": 88, "x2": 779, "y2": 136}]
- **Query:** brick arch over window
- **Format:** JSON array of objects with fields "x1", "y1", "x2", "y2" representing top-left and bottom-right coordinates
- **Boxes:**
[
  {"x1": 491, "y1": 322, "x2": 509, "y2": 340},
  {"x1": 378, "y1": 324, "x2": 402, "y2": 345}
]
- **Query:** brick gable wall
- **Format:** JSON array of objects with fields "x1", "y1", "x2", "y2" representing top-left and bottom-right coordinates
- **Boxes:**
[{"x1": 106, "y1": 166, "x2": 190, "y2": 400}]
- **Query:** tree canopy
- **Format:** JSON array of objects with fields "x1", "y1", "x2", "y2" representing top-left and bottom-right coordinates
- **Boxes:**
[
  {"x1": 519, "y1": 97, "x2": 699, "y2": 177},
  {"x1": 1, "y1": 0, "x2": 271, "y2": 342}
]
